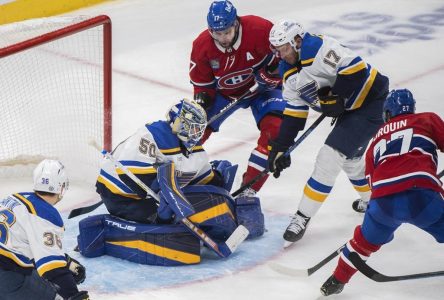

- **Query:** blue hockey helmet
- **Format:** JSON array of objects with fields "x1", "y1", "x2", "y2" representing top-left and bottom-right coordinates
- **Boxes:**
[
  {"x1": 166, "y1": 99, "x2": 207, "y2": 151},
  {"x1": 383, "y1": 89, "x2": 416, "y2": 122},
  {"x1": 207, "y1": 0, "x2": 237, "y2": 32}
]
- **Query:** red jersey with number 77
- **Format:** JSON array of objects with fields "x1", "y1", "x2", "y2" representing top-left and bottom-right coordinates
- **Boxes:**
[
  {"x1": 365, "y1": 112, "x2": 444, "y2": 198},
  {"x1": 189, "y1": 15, "x2": 276, "y2": 100}
]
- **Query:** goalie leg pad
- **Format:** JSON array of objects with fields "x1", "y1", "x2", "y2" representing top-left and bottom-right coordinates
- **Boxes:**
[
  {"x1": 235, "y1": 196, "x2": 265, "y2": 239},
  {"x1": 77, "y1": 214, "x2": 201, "y2": 266},
  {"x1": 184, "y1": 185, "x2": 238, "y2": 242}
]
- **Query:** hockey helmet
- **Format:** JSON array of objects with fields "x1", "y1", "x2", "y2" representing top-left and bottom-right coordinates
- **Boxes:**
[
  {"x1": 166, "y1": 99, "x2": 207, "y2": 151},
  {"x1": 383, "y1": 89, "x2": 416, "y2": 122},
  {"x1": 33, "y1": 159, "x2": 69, "y2": 197},
  {"x1": 269, "y1": 20, "x2": 305, "y2": 51},
  {"x1": 207, "y1": 0, "x2": 237, "y2": 32}
]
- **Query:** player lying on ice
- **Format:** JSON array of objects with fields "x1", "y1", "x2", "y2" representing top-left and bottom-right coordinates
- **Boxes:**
[
  {"x1": 320, "y1": 89, "x2": 444, "y2": 296},
  {"x1": 0, "y1": 159, "x2": 88, "y2": 300},
  {"x1": 77, "y1": 99, "x2": 264, "y2": 266}
]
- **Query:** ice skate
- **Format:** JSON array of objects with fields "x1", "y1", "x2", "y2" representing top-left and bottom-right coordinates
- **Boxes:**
[
  {"x1": 283, "y1": 211, "x2": 310, "y2": 248},
  {"x1": 320, "y1": 275, "x2": 345, "y2": 296},
  {"x1": 352, "y1": 198, "x2": 368, "y2": 213}
]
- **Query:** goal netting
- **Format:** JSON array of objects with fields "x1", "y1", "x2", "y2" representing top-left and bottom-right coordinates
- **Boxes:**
[{"x1": 0, "y1": 15, "x2": 112, "y2": 185}]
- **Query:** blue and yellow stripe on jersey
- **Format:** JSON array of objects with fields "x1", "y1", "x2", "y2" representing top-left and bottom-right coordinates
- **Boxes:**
[
  {"x1": 283, "y1": 103, "x2": 309, "y2": 119},
  {"x1": 300, "y1": 33, "x2": 323, "y2": 68},
  {"x1": 336, "y1": 58, "x2": 378, "y2": 110},
  {"x1": 116, "y1": 161, "x2": 156, "y2": 176},
  {"x1": 35, "y1": 255, "x2": 67, "y2": 277},
  {"x1": 147, "y1": 121, "x2": 182, "y2": 155},
  {"x1": 303, "y1": 177, "x2": 333, "y2": 202},
  {"x1": 13, "y1": 193, "x2": 63, "y2": 228},
  {"x1": 97, "y1": 169, "x2": 140, "y2": 199},
  {"x1": 279, "y1": 60, "x2": 299, "y2": 83},
  {"x1": 338, "y1": 57, "x2": 367, "y2": 75},
  {"x1": 192, "y1": 168, "x2": 215, "y2": 185},
  {"x1": 0, "y1": 243, "x2": 33, "y2": 268}
]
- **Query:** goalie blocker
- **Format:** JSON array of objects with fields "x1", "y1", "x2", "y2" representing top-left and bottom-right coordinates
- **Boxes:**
[{"x1": 77, "y1": 185, "x2": 264, "y2": 266}]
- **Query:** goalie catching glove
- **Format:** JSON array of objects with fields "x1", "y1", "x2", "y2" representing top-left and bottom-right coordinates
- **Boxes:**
[
  {"x1": 317, "y1": 86, "x2": 345, "y2": 117},
  {"x1": 267, "y1": 140, "x2": 291, "y2": 178},
  {"x1": 66, "y1": 254, "x2": 86, "y2": 284}
]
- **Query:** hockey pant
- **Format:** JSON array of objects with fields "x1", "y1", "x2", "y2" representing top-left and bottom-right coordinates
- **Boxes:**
[
  {"x1": 333, "y1": 188, "x2": 444, "y2": 283},
  {"x1": 298, "y1": 144, "x2": 371, "y2": 218},
  {"x1": 0, "y1": 269, "x2": 58, "y2": 300},
  {"x1": 202, "y1": 114, "x2": 282, "y2": 192}
]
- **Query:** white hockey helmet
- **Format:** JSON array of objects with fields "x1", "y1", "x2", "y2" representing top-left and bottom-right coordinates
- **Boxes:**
[
  {"x1": 166, "y1": 99, "x2": 207, "y2": 151},
  {"x1": 269, "y1": 20, "x2": 305, "y2": 51},
  {"x1": 33, "y1": 159, "x2": 69, "y2": 196}
]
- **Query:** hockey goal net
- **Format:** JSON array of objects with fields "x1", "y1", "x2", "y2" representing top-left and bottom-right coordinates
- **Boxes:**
[{"x1": 0, "y1": 15, "x2": 112, "y2": 185}]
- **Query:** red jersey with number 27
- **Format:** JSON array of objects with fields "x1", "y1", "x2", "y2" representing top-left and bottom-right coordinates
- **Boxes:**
[
  {"x1": 189, "y1": 15, "x2": 275, "y2": 100},
  {"x1": 365, "y1": 112, "x2": 444, "y2": 198}
]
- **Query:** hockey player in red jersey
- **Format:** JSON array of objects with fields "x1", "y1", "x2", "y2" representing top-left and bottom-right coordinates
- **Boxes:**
[
  {"x1": 320, "y1": 89, "x2": 444, "y2": 296},
  {"x1": 189, "y1": 0, "x2": 290, "y2": 197}
]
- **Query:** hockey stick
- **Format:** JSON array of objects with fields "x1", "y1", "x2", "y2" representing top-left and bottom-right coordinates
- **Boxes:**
[
  {"x1": 99, "y1": 148, "x2": 249, "y2": 258},
  {"x1": 232, "y1": 113, "x2": 326, "y2": 197},
  {"x1": 268, "y1": 243, "x2": 345, "y2": 277},
  {"x1": 438, "y1": 169, "x2": 444, "y2": 179},
  {"x1": 207, "y1": 82, "x2": 259, "y2": 126},
  {"x1": 68, "y1": 200, "x2": 103, "y2": 219},
  {"x1": 349, "y1": 252, "x2": 444, "y2": 282}
]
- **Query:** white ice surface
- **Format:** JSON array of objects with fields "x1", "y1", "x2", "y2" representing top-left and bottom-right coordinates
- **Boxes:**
[{"x1": 1, "y1": 0, "x2": 444, "y2": 299}]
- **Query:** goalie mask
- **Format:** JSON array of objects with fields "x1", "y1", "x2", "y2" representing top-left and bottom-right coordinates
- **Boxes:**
[
  {"x1": 33, "y1": 159, "x2": 69, "y2": 198},
  {"x1": 167, "y1": 99, "x2": 207, "y2": 151}
]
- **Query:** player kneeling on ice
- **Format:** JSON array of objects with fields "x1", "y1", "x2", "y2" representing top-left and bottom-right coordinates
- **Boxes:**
[
  {"x1": 0, "y1": 159, "x2": 88, "y2": 300},
  {"x1": 78, "y1": 99, "x2": 264, "y2": 266},
  {"x1": 320, "y1": 89, "x2": 444, "y2": 296}
]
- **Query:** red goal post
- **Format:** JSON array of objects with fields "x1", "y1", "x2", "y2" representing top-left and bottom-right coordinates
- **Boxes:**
[{"x1": 0, "y1": 15, "x2": 112, "y2": 184}]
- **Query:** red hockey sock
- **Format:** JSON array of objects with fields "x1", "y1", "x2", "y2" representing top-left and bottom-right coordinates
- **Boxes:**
[
  {"x1": 242, "y1": 146, "x2": 270, "y2": 192},
  {"x1": 241, "y1": 115, "x2": 282, "y2": 192},
  {"x1": 333, "y1": 226, "x2": 381, "y2": 283}
]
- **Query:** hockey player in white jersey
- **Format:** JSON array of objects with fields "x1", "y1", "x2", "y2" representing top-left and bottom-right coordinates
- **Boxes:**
[
  {"x1": 267, "y1": 20, "x2": 389, "y2": 247},
  {"x1": 0, "y1": 159, "x2": 88, "y2": 300}
]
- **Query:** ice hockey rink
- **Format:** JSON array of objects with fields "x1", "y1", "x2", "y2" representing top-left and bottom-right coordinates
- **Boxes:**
[{"x1": 1, "y1": 0, "x2": 444, "y2": 299}]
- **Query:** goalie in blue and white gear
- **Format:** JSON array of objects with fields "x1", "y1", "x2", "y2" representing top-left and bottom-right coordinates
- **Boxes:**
[
  {"x1": 0, "y1": 159, "x2": 88, "y2": 300},
  {"x1": 89, "y1": 99, "x2": 264, "y2": 266}
]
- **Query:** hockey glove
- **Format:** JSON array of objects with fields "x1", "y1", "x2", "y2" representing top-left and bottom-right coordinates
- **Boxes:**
[
  {"x1": 194, "y1": 91, "x2": 214, "y2": 111},
  {"x1": 68, "y1": 291, "x2": 90, "y2": 300},
  {"x1": 66, "y1": 254, "x2": 86, "y2": 284},
  {"x1": 267, "y1": 140, "x2": 291, "y2": 178},
  {"x1": 318, "y1": 86, "x2": 345, "y2": 118},
  {"x1": 255, "y1": 67, "x2": 281, "y2": 93}
]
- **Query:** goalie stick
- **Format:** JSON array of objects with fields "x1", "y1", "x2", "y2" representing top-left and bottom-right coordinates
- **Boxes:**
[
  {"x1": 68, "y1": 200, "x2": 104, "y2": 219},
  {"x1": 96, "y1": 145, "x2": 249, "y2": 258},
  {"x1": 72, "y1": 113, "x2": 327, "y2": 215},
  {"x1": 349, "y1": 252, "x2": 444, "y2": 282},
  {"x1": 232, "y1": 113, "x2": 326, "y2": 197},
  {"x1": 268, "y1": 243, "x2": 345, "y2": 277}
]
